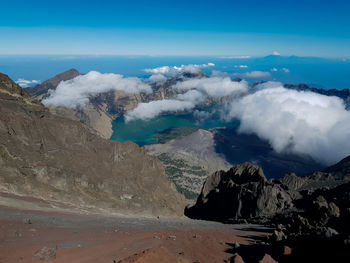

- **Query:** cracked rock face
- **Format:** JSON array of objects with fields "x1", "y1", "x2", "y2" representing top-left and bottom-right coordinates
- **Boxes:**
[
  {"x1": 185, "y1": 163, "x2": 293, "y2": 221},
  {"x1": 0, "y1": 73, "x2": 186, "y2": 216}
]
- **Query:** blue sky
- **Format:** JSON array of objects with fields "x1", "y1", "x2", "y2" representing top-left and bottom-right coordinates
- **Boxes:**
[{"x1": 1, "y1": 0, "x2": 349, "y2": 57}]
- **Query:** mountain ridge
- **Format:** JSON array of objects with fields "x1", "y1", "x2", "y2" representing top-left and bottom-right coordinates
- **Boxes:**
[{"x1": 26, "y1": 68, "x2": 81, "y2": 96}]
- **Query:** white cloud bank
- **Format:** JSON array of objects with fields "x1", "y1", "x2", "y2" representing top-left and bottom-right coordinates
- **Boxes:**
[
  {"x1": 126, "y1": 77, "x2": 248, "y2": 121},
  {"x1": 144, "y1": 63, "x2": 215, "y2": 75},
  {"x1": 226, "y1": 84, "x2": 350, "y2": 164},
  {"x1": 16, "y1": 78, "x2": 40, "y2": 87},
  {"x1": 173, "y1": 77, "x2": 248, "y2": 98},
  {"x1": 42, "y1": 71, "x2": 151, "y2": 108},
  {"x1": 125, "y1": 90, "x2": 204, "y2": 121}
]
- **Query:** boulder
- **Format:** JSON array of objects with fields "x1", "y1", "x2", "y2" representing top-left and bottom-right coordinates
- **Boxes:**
[{"x1": 185, "y1": 163, "x2": 292, "y2": 221}]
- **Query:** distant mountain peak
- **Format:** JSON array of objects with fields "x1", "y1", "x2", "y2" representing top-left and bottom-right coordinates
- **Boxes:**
[{"x1": 26, "y1": 68, "x2": 81, "y2": 96}]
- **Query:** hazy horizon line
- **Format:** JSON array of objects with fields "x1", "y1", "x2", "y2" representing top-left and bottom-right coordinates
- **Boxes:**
[{"x1": 0, "y1": 54, "x2": 348, "y2": 59}]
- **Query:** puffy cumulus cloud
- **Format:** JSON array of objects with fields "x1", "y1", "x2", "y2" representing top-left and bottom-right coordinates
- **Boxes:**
[
  {"x1": 243, "y1": 71, "x2": 271, "y2": 78},
  {"x1": 125, "y1": 90, "x2": 204, "y2": 121},
  {"x1": 125, "y1": 99, "x2": 194, "y2": 121},
  {"x1": 173, "y1": 77, "x2": 249, "y2": 98},
  {"x1": 148, "y1": 74, "x2": 167, "y2": 82},
  {"x1": 144, "y1": 63, "x2": 215, "y2": 75},
  {"x1": 16, "y1": 78, "x2": 40, "y2": 87},
  {"x1": 42, "y1": 71, "x2": 151, "y2": 108},
  {"x1": 226, "y1": 85, "x2": 350, "y2": 165}
]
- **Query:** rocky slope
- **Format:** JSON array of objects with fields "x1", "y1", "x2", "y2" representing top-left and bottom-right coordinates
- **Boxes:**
[
  {"x1": 48, "y1": 102, "x2": 114, "y2": 139},
  {"x1": 145, "y1": 129, "x2": 232, "y2": 201},
  {"x1": 0, "y1": 72, "x2": 186, "y2": 216}
]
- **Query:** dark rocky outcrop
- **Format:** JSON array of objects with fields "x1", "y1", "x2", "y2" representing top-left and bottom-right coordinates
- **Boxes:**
[
  {"x1": 0, "y1": 72, "x2": 186, "y2": 216},
  {"x1": 186, "y1": 158, "x2": 350, "y2": 227},
  {"x1": 193, "y1": 160, "x2": 350, "y2": 262},
  {"x1": 185, "y1": 163, "x2": 293, "y2": 221}
]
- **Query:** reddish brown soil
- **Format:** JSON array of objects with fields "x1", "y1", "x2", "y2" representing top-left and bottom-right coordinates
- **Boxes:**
[{"x1": 0, "y1": 194, "x2": 268, "y2": 263}]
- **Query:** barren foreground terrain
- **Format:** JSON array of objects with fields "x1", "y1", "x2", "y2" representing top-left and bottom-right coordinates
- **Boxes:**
[{"x1": 0, "y1": 193, "x2": 268, "y2": 263}]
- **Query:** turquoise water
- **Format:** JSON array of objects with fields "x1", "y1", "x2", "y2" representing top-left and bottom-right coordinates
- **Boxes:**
[{"x1": 110, "y1": 113, "x2": 237, "y2": 146}]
